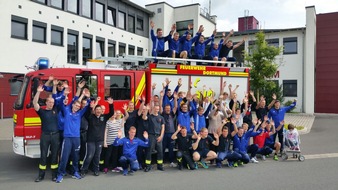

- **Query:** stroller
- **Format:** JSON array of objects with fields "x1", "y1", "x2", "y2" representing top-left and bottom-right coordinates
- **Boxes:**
[{"x1": 281, "y1": 128, "x2": 305, "y2": 162}]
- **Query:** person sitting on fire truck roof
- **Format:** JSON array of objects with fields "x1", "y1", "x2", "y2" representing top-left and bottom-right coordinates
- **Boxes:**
[
  {"x1": 150, "y1": 21, "x2": 175, "y2": 58},
  {"x1": 207, "y1": 33, "x2": 225, "y2": 66},
  {"x1": 55, "y1": 80, "x2": 91, "y2": 183},
  {"x1": 219, "y1": 30, "x2": 247, "y2": 66},
  {"x1": 192, "y1": 28, "x2": 216, "y2": 64},
  {"x1": 179, "y1": 24, "x2": 204, "y2": 60}
]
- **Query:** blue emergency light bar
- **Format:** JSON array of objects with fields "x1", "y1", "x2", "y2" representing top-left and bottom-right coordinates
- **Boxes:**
[{"x1": 36, "y1": 57, "x2": 49, "y2": 70}]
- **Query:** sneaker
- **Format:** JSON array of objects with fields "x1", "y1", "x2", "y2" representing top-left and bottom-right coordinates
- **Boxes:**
[
  {"x1": 157, "y1": 164, "x2": 164, "y2": 171},
  {"x1": 103, "y1": 168, "x2": 108, "y2": 174},
  {"x1": 250, "y1": 157, "x2": 259, "y2": 163},
  {"x1": 144, "y1": 165, "x2": 152, "y2": 172},
  {"x1": 199, "y1": 160, "x2": 209, "y2": 169},
  {"x1": 35, "y1": 176, "x2": 44, "y2": 182},
  {"x1": 233, "y1": 162, "x2": 238, "y2": 167},
  {"x1": 170, "y1": 162, "x2": 177, "y2": 167},
  {"x1": 273, "y1": 155, "x2": 279, "y2": 161},
  {"x1": 194, "y1": 162, "x2": 199, "y2": 170},
  {"x1": 117, "y1": 167, "x2": 123, "y2": 171},
  {"x1": 239, "y1": 161, "x2": 244, "y2": 165},
  {"x1": 93, "y1": 171, "x2": 99, "y2": 176},
  {"x1": 55, "y1": 175, "x2": 63, "y2": 183},
  {"x1": 112, "y1": 167, "x2": 121, "y2": 173},
  {"x1": 123, "y1": 169, "x2": 128, "y2": 176},
  {"x1": 72, "y1": 172, "x2": 81, "y2": 180},
  {"x1": 227, "y1": 161, "x2": 234, "y2": 168},
  {"x1": 216, "y1": 162, "x2": 222, "y2": 168},
  {"x1": 262, "y1": 155, "x2": 266, "y2": 161}
]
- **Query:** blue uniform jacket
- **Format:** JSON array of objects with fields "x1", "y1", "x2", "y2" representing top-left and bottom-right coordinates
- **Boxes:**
[
  {"x1": 268, "y1": 101, "x2": 296, "y2": 130},
  {"x1": 113, "y1": 137, "x2": 149, "y2": 160}
]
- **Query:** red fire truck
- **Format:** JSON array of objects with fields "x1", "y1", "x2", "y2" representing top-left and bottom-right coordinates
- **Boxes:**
[{"x1": 12, "y1": 60, "x2": 250, "y2": 158}]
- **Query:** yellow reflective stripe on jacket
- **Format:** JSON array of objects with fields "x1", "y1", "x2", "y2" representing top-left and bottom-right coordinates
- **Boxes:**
[
  {"x1": 157, "y1": 160, "x2": 163, "y2": 164},
  {"x1": 145, "y1": 160, "x2": 151, "y2": 165},
  {"x1": 99, "y1": 160, "x2": 104, "y2": 164}
]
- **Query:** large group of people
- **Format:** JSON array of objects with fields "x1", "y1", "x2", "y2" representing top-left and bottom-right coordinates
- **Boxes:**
[
  {"x1": 150, "y1": 21, "x2": 247, "y2": 66},
  {"x1": 34, "y1": 75, "x2": 298, "y2": 183}
]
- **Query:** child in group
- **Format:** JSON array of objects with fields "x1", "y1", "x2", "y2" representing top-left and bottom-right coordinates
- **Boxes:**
[{"x1": 285, "y1": 124, "x2": 300, "y2": 150}]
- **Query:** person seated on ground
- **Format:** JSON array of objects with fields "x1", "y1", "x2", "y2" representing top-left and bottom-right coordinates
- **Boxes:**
[
  {"x1": 192, "y1": 29, "x2": 216, "y2": 65},
  {"x1": 285, "y1": 123, "x2": 300, "y2": 150},
  {"x1": 232, "y1": 121, "x2": 263, "y2": 166},
  {"x1": 253, "y1": 119, "x2": 283, "y2": 161},
  {"x1": 215, "y1": 117, "x2": 241, "y2": 168},
  {"x1": 179, "y1": 24, "x2": 204, "y2": 62},
  {"x1": 171, "y1": 123, "x2": 198, "y2": 170},
  {"x1": 219, "y1": 31, "x2": 247, "y2": 66},
  {"x1": 150, "y1": 21, "x2": 175, "y2": 58},
  {"x1": 113, "y1": 127, "x2": 149, "y2": 176},
  {"x1": 192, "y1": 128, "x2": 219, "y2": 169}
]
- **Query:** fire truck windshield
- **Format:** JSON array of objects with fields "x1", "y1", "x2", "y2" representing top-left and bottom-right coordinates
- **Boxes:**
[{"x1": 14, "y1": 75, "x2": 29, "y2": 110}]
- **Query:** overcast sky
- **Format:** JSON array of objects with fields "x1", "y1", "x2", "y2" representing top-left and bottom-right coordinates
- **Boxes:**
[{"x1": 131, "y1": 0, "x2": 338, "y2": 31}]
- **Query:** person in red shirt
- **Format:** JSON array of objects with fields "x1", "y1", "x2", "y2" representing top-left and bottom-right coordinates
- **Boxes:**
[{"x1": 254, "y1": 119, "x2": 283, "y2": 160}]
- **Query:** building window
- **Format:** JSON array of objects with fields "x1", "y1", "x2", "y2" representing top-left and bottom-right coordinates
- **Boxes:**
[
  {"x1": 95, "y1": 2, "x2": 104, "y2": 22},
  {"x1": 11, "y1": 21, "x2": 27, "y2": 40},
  {"x1": 51, "y1": 0, "x2": 63, "y2": 9},
  {"x1": 11, "y1": 16, "x2": 28, "y2": 40},
  {"x1": 32, "y1": 21, "x2": 47, "y2": 43},
  {"x1": 137, "y1": 47, "x2": 143, "y2": 56},
  {"x1": 108, "y1": 41, "x2": 116, "y2": 57},
  {"x1": 137, "y1": 18, "x2": 143, "y2": 30},
  {"x1": 35, "y1": 0, "x2": 46, "y2": 4},
  {"x1": 283, "y1": 80, "x2": 297, "y2": 97},
  {"x1": 51, "y1": 25, "x2": 63, "y2": 46},
  {"x1": 82, "y1": 0, "x2": 92, "y2": 18},
  {"x1": 119, "y1": 43, "x2": 126, "y2": 56},
  {"x1": 104, "y1": 75, "x2": 131, "y2": 100},
  {"x1": 108, "y1": 7, "x2": 116, "y2": 26},
  {"x1": 128, "y1": 45, "x2": 135, "y2": 55},
  {"x1": 128, "y1": 15, "x2": 135, "y2": 33},
  {"x1": 83, "y1": 37, "x2": 92, "y2": 65},
  {"x1": 96, "y1": 38, "x2": 105, "y2": 57},
  {"x1": 267, "y1": 38, "x2": 279, "y2": 48},
  {"x1": 118, "y1": 11, "x2": 126, "y2": 29},
  {"x1": 157, "y1": 8, "x2": 162, "y2": 13},
  {"x1": 67, "y1": 33, "x2": 78, "y2": 63},
  {"x1": 283, "y1": 37, "x2": 297, "y2": 54},
  {"x1": 67, "y1": 0, "x2": 78, "y2": 14},
  {"x1": 176, "y1": 20, "x2": 193, "y2": 36}
]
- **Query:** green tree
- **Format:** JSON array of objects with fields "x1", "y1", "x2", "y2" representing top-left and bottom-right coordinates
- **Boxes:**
[{"x1": 244, "y1": 31, "x2": 282, "y2": 99}]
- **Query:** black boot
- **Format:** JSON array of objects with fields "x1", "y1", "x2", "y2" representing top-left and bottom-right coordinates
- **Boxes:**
[
  {"x1": 35, "y1": 170, "x2": 45, "y2": 182},
  {"x1": 51, "y1": 169, "x2": 58, "y2": 181}
]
